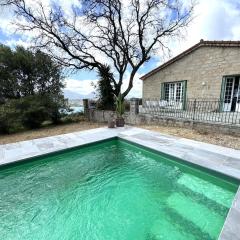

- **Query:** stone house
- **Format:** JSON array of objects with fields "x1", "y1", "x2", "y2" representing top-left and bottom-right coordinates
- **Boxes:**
[{"x1": 141, "y1": 40, "x2": 240, "y2": 112}]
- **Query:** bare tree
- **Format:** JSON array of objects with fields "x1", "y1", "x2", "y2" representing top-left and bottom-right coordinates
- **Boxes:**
[{"x1": 2, "y1": 0, "x2": 194, "y2": 98}]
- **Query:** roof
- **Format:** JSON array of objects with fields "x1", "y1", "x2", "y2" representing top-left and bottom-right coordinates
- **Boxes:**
[{"x1": 140, "y1": 40, "x2": 240, "y2": 80}]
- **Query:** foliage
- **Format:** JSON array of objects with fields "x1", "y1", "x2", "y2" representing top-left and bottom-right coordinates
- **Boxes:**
[
  {"x1": 94, "y1": 65, "x2": 115, "y2": 110},
  {"x1": 60, "y1": 112, "x2": 85, "y2": 124},
  {"x1": 0, "y1": 101, "x2": 22, "y2": 133},
  {"x1": 0, "y1": 95, "x2": 70, "y2": 133},
  {"x1": 114, "y1": 93, "x2": 125, "y2": 117},
  {"x1": 2, "y1": 0, "x2": 194, "y2": 98},
  {"x1": 0, "y1": 44, "x2": 70, "y2": 133},
  {"x1": 20, "y1": 99, "x2": 48, "y2": 129},
  {"x1": 0, "y1": 44, "x2": 64, "y2": 101},
  {"x1": 43, "y1": 94, "x2": 69, "y2": 124}
]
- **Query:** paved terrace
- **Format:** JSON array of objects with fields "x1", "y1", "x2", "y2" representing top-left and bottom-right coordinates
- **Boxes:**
[{"x1": 0, "y1": 126, "x2": 240, "y2": 240}]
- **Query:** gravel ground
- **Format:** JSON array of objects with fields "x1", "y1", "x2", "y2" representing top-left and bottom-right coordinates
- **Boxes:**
[
  {"x1": 0, "y1": 122, "x2": 239, "y2": 150},
  {"x1": 139, "y1": 125, "x2": 240, "y2": 150},
  {"x1": 0, "y1": 122, "x2": 105, "y2": 145}
]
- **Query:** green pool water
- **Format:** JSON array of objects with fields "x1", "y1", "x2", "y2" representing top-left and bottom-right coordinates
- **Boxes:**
[{"x1": 0, "y1": 139, "x2": 238, "y2": 240}]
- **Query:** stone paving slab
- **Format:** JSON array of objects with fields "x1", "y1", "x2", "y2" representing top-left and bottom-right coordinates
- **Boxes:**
[
  {"x1": 0, "y1": 127, "x2": 122, "y2": 166},
  {"x1": 0, "y1": 126, "x2": 239, "y2": 240},
  {"x1": 119, "y1": 130, "x2": 240, "y2": 180}
]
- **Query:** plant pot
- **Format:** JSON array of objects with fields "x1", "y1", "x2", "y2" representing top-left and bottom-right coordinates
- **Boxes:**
[
  {"x1": 116, "y1": 117, "x2": 125, "y2": 127},
  {"x1": 108, "y1": 119, "x2": 115, "y2": 128}
]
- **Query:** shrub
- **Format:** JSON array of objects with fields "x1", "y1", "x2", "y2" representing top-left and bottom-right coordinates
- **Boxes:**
[
  {"x1": 43, "y1": 94, "x2": 70, "y2": 124},
  {"x1": 60, "y1": 113, "x2": 85, "y2": 124},
  {"x1": 0, "y1": 94, "x2": 70, "y2": 133},
  {"x1": 0, "y1": 101, "x2": 22, "y2": 133},
  {"x1": 0, "y1": 44, "x2": 69, "y2": 133},
  {"x1": 12, "y1": 95, "x2": 49, "y2": 129}
]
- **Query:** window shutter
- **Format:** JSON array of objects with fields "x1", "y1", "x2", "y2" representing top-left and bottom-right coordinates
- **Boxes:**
[
  {"x1": 161, "y1": 83, "x2": 165, "y2": 100},
  {"x1": 219, "y1": 77, "x2": 226, "y2": 112},
  {"x1": 182, "y1": 80, "x2": 187, "y2": 110}
]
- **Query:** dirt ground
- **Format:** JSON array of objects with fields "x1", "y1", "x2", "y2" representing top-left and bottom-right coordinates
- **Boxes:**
[
  {"x1": 0, "y1": 122, "x2": 239, "y2": 150},
  {"x1": 0, "y1": 122, "x2": 105, "y2": 145},
  {"x1": 139, "y1": 125, "x2": 240, "y2": 150}
]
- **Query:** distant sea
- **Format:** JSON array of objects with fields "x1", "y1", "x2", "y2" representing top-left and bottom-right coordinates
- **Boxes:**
[{"x1": 70, "y1": 106, "x2": 84, "y2": 113}]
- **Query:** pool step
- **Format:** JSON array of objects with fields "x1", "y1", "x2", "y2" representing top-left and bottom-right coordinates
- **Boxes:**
[
  {"x1": 178, "y1": 184, "x2": 228, "y2": 217},
  {"x1": 148, "y1": 205, "x2": 214, "y2": 240},
  {"x1": 177, "y1": 174, "x2": 235, "y2": 208},
  {"x1": 167, "y1": 193, "x2": 224, "y2": 239},
  {"x1": 163, "y1": 206, "x2": 214, "y2": 240},
  {"x1": 149, "y1": 217, "x2": 197, "y2": 240}
]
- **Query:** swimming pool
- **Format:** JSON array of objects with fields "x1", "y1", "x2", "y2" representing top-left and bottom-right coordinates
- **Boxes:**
[{"x1": 0, "y1": 138, "x2": 238, "y2": 240}]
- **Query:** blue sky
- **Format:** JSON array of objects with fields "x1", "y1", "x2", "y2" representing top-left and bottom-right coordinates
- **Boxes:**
[{"x1": 1, "y1": 0, "x2": 240, "y2": 99}]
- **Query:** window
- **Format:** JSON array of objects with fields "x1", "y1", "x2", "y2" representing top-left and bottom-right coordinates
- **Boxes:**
[
  {"x1": 164, "y1": 81, "x2": 184, "y2": 102},
  {"x1": 224, "y1": 78, "x2": 234, "y2": 103}
]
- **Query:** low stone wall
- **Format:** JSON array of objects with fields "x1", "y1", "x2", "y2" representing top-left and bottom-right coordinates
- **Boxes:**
[{"x1": 88, "y1": 109, "x2": 240, "y2": 137}]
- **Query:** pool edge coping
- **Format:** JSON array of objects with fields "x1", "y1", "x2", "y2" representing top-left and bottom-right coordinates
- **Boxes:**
[
  {"x1": 218, "y1": 186, "x2": 240, "y2": 240},
  {"x1": 0, "y1": 126, "x2": 239, "y2": 240}
]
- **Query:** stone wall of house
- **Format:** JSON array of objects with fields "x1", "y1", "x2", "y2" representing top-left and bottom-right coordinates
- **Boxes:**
[{"x1": 143, "y1": 46, "x2": 240, "y2": 99}]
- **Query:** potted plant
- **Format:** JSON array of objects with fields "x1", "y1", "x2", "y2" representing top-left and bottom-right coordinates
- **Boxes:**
[{"x1": 114, "y1": 93, "x2": 125, "y2": 127}]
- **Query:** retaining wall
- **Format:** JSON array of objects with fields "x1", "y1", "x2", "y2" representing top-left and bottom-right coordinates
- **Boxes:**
[{"x1": 88, "y1": 109, "x2": 240, "y2": 137}]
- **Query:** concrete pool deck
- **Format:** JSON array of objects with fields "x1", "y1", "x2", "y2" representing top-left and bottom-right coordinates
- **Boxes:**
[{"x1": 0, "y1": 126, "x2": 239, "y2": 240}]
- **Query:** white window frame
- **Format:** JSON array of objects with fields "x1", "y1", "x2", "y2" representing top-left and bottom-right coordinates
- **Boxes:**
[{"x1": 164, "y1": 81, "x2": 183, "y2": 102}]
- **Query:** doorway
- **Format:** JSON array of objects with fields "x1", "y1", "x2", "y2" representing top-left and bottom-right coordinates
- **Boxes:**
[{"x1": 222, "y1": 76, "x2": 240, "y2": 112}]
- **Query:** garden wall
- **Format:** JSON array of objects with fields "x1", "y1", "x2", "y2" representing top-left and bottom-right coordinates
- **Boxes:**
[
  {"x1": 88, "y1": 109, "x2": 240, "y2": 137},
  {"x1": 84, "y1": 99, "x2": 240, "y2": 137}
]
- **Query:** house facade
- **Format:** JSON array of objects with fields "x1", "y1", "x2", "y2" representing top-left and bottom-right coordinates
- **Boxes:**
[{"x1": 141, "y1": 40, "x2": 240, "y2": 112}]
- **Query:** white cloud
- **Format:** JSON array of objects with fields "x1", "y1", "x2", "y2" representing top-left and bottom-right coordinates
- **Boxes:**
[
  {"x1": 64, "y1": 78, "x2": 96, "y2": 97},
  {"x1": 64, "y1": 73, "x2": 142, "y2": 99},
  {"x1": 0, "y1": 4, "x2": 16, "y2": 36},
  {"x1": 185, "y1": 0, "x2": 240, "y2": 41},
  {"x1": 1, "y1": 0, "x2": 240, "y2": 99},
  {"x1": 121, "y1": 71, "x2": 143, "y2": 98},
  {"x1": 155, "y1": 0, "x2": 240, "y2": 63},
  {"x1": 4, "y1": 38, "x2": 32, "y2": 49},
  {"x1": 0, "y1": 0, "x2": 81, "y2": 44}
]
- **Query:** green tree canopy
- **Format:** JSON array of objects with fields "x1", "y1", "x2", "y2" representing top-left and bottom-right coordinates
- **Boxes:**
[
  {"x1": 0, "y1": 44, "x2": 69, "y2": 132},
  {"x1": 0, "y1": 44, "x2": 64, "y2": 102},
  {"x1": 94, "y1": 65, "x2": 115, "y2": 110}
]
